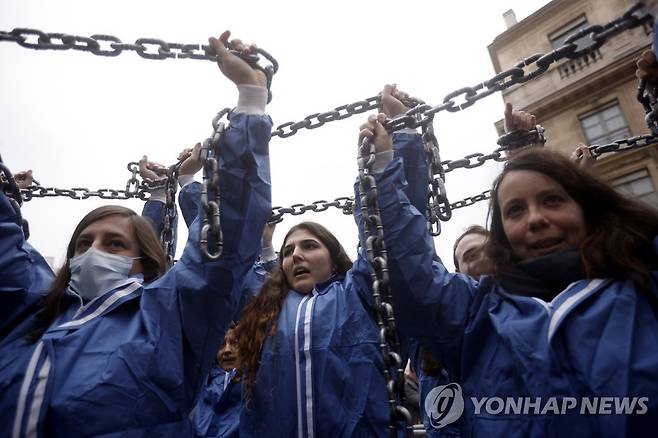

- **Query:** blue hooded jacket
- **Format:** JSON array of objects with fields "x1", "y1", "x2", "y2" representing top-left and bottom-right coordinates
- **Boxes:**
[
  {"x1": 0, "y1": 111, "x2": 272, "y2": 437},
  {"x1": 190, "y1": 365, "x2": 241, "y2": 438},
  {"x1": 375, "y1": 147, "x2": 658, "y2": 437}
]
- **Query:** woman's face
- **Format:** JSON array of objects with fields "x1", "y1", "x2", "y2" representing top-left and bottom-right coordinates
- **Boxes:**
[
  {"x1": 217, "y1": 328, "x2": 239, "y2": 371},
  {"x1": 281, "y1": 228, "x2": 333, "y2": 294},
  {"x1": 74, "y1": 215, "x2": 143, "y2": 274},
  {"x1": 497, "y1": 170, "x2": 587, "y2": 261}
]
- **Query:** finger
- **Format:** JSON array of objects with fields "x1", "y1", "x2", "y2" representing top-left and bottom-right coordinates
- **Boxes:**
[
  {"x1": 382, "y1": 83, "x2": 396, "y2": 97},
  {"x1": 192, "y1": 142, "x2": 202, "y2": 159},
  {"x1": 230, "y1": 38, "x2": 246, "y2": 52},
  {"x1": 529, "y1": 115, "x2": 536, "y2": 128},
  {"x1": 373, "y1": 119, "x2": 388, "y2": 137},
  {"x1": 504, "y1": 102, "x2": 514, "y2": 130}
]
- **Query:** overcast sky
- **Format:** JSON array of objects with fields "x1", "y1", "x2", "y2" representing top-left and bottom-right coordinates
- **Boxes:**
[{"x1": 1, "y1": 0, "x2": 553, "y2": 269}]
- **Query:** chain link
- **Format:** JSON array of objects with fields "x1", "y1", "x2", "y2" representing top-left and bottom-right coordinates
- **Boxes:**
[
  {"x1": 270, "y1": 2, "x2": 650, "y2": 138},
  {"x1": 0, "y1": 29, "x2": 279, "y2": 102},
  {"x1": 422, "y1": 122, "x2": 451, "y2": 236},
  {"x1": 357, "y1": 137, "x2": 413, "y2": 437},
  {"x1": 0, "y1": 162, "x2": 28, "y2": 238},
  {"x1": 497, "y1": 126, "x2": 546, "y2": 150},
  {"x1": 161, "y1": 162, "x2": 181, "y2": 267},
  {"x1": 199, "y1": 108, "x2": 231, "y2": 260}
]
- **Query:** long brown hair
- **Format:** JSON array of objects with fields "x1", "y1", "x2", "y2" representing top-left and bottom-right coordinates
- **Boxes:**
[
  {"x1": 235, "y1": 221, "x2": 352, "y2": 399},
  {"x1": 28, "y1": 205, "x2": 167, "y2": 341},
  {"x1": 486, "y1": 148, "x2": 658, "y2": 290}
]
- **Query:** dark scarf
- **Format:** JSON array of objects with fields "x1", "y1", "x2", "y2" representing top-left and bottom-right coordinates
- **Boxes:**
[{"x1": 497, "y1": 249, "x2": 587, "y2": 301}]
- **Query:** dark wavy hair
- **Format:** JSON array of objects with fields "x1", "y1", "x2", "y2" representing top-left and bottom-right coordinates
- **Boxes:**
[
  {"x1": 486, "y1": 148, "x2": 658, "y2": 291},
  {"x1": 27, "y1": 205, "x2": 168, "y2": 341},
  {"x1": 235, "y1": 221, "x2": 352, "y2": 400}
]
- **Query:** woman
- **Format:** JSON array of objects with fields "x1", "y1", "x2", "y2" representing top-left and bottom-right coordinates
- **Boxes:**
[
  {"x1": 234, "y1": 102, "x2": 427, "y2": 436},
  {"x1": 0, "y1": 30, "x2": 272, "y2": 437},
  {"x1": 369, "y1": 120, "x2": 658, "y2": 437},
  {"x1": 191, "y1": 323, "x2": 243, "y2": 438}
]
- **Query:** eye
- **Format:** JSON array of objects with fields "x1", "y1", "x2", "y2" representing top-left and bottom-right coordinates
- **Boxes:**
[
  {"x1": 544, "y1": 194, "x2": 564, "y2": 206},
  {"x1": 282, "y1": 247, "x2": 293, "y2": 257},
  {"x1": 505, "y1": 204, "x2": 524, "y2": 219},
  {"x1": 108, "y1": 239, "x2": 127, "y2": 249},
  {"x1": 302, "y1": 241, "x2": 319, "y2": 250},
  {"x1": 76, "y1": 239, "x2": 91, "y2": 250}
]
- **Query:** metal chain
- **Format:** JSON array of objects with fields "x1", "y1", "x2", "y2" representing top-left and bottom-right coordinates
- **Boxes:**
[
  {"x1": 161, "y1": 162, "x2": 181, "y2": 267},
  {"x1": 422, "y1": 122, "x2": 451, "y2": 236},
  {"x1": 18, "y1": 130, "x2": 658, "y2": 225},
  {"x1": 637, "y1": 79, "x2": 658, "y2": 136},
  {"x1": 199, "y1": 108, "x2": 231, "y2": 260},
  {"x1": 357, "y1": 137, "x2": 413, "y2": 437},
  {"x1": 497, "y1": 126, "x2": 546, "y2": 150},
  {"x1": 0, "y1": 162, "x2": 28, "y2": 238},
  {"x1": 270, "y1": 2, "x2": 651, "y2": 138},
  {"x1": 0, "y1": 29, "x2": 278, "y2": 102}
]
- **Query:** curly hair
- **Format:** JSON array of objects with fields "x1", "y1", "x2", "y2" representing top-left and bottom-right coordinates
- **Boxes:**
[{"x1": 235, "y1": 221, "x2": 352, "y2": 401}]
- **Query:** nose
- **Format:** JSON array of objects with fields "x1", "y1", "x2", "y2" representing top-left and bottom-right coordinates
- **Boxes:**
[
  {"x1": 292, "y1": 246, "x2": 304, "y2": 260},
  {"x1": 90, "y1": 239, "x2": 104, "y2": 251},
  {"x1": 527, "y1": 205, "x2": 549, "y2": 231}
]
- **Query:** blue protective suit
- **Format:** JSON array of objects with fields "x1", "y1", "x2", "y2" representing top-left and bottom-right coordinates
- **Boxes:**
[
  {"x1": 239, "y1": 133, "x2": 426, "y2": 437},
  {"x1": 0, "y1": 112, "x2": 272, "y2": 437},
  {"x1": 142, "y1": 194, "x2": 178, "y2": 257},
  {"x1": 190, "y1": 365, "x2": 242, "y2": 438},
  {"x1": 177, "y1": 180, "x2": 277, "y2": 321},
  {"x1": 375, "y1": 149, "x2": 658, "y2": 436}
]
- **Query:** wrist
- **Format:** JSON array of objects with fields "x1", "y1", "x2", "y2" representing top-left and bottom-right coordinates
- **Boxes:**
[{"x1": 235, "y1": 84, "x2": 268, "y2": 115}]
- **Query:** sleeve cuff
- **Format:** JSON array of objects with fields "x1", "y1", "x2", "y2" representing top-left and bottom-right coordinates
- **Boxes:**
[
  {"x1": 148, "y1": 188, "x2": 166, "y2": 203},
  {"x1": 260, "y1": 245, "x2": 277, "y2": 262},
  {"x1": 371, "y1": 150, "x2": 394, "y2": 174},
  {"x1": 178, "y1": 174, "x2": 195, "y2": 188},
  {"x1": 235, "y1": 85, "x2": 268, "y2": 115}
]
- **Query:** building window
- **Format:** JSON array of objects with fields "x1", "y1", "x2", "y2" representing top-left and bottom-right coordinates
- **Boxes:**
[
  {"x1": 611, "y1": 169, "x2": 658, "y2": 209},
  {"x1": 549, "y1": 17, "x2": 591, "y2": 51},
  {"x1": 579, "y1": 103, "x2": 630, "y2": 145}
]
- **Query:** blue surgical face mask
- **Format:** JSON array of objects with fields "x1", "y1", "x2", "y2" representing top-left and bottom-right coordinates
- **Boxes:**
[{"x1": 69, "y1": 247, "x2": 140, "y2": 301}]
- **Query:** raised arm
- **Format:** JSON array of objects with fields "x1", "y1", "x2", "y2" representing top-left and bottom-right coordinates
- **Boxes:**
[
  {"x1": 354, "y1": 115, "x2": 480, "y2": 370},
  {"x1": 349, "y1": 85, "x2": 430, "y2": 297},
  {"x1": 144, "y1": 30, "x2": 272, "y2": 406},
  {"x1": 0, "y1": 173, "x2": 55, "y2": 337}
]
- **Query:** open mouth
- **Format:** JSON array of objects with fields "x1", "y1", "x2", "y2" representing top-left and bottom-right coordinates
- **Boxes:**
[{"x1": 293, "y1": 267, "x2": 310, "y2": 277}]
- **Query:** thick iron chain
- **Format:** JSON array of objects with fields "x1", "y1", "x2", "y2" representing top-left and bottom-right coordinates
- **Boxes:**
[
  {"x1": 270, "y1": 2, "x2": 651, "y2": 138},
  {"x1": 422, "y1": 122, "x2": 451, "y2": 236},
  {"x1": 161, "y1": 163, "x2": 181, "y2": 267},
  {"x1": 0, "y1": 162, "x2": 28, "y2": 238},
  {"x1": 199, "y1": 108, "x2": 231, "y2": 260},
  {"x1": 357, "y1": 137, "x2": 413, "y2": 437},
  {"x1": 637, "y1": 79, "x2": 658, "y2": 136},
  {"x1": 0, "y1": 29, "x2": 278, "y2": 102}
]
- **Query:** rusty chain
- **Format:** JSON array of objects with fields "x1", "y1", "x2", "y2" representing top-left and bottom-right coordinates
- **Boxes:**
[{"x1": 356, "y1": 136, "x2": 413, "y2": 437}]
